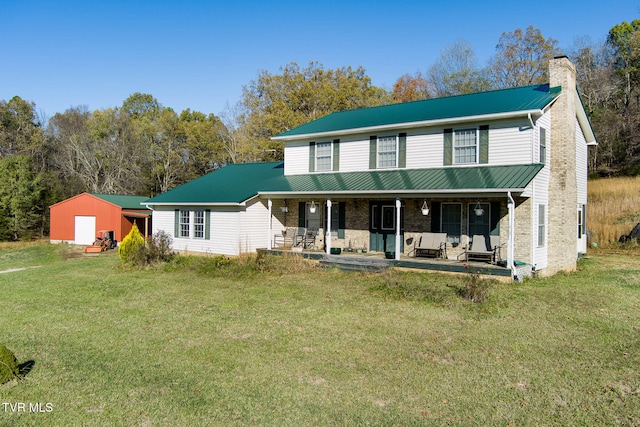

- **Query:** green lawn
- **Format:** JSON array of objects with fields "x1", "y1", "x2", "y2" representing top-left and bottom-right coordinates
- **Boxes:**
[{"x1": 1, "y1": 245, "x2": 639, "y2": 426}]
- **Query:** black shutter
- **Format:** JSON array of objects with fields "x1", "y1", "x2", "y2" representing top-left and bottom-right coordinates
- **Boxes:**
[
  {"x1": 174, "y1": 209, "x2": 179, "y2": 237},
  {"x1": 298, "y1": 202, "x2": 306, "y2": 227},
  {"x1": 205, "y1": 209, "x2": 211, "y2": 240},
  {"x1": 308, "y1": 142, "x2": 316, "y2": 172},
  {"x1": 369, "y1": 136, "x2": 377, "y2": 169},
  {"x1": 399, "y1": 133, "x2": 407, "y2": 168},
  {"x1": 333, "y1": 139, "x2": 340, "y2": 171},
  {"x1": 490, "y1": 201, "x2": 500, "y2": 236},
  {"x1": 430, "y1": 202, "x2": 441, "y2": 232},
  {"x1": 479, "y1": 125, "x2": 489, "y2": 164},
  {"x1": 338, "y1": 202, "x2": 346, "y2": 239},
  {"x1": 443, "y1": 129, "x2": 453, "y2": 166}
]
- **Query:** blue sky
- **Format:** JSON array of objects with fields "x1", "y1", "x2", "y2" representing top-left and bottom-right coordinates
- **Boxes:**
[{"x1": 1, "y1": 0, "x2": 636, "y2": 121}]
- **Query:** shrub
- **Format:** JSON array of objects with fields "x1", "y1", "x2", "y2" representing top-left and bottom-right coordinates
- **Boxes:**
[
  {"x1": 118, "y1": 223, "x2": 145, "y2": 263},
  {"x1": 0, "y1": 345, "x2": 19, "y2": 385},
  {"x1": 146, "y1": 230, "x2": 175, "y2": 263},
  {"x1": 459, "y1": 268, "x2": 492, "y2": 303}
]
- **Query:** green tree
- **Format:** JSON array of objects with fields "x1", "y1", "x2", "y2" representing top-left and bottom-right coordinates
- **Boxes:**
[
  {"x1": 239, "y1": 62, "x2": 391, "y2": 161},
  {"x1": 428, "y1": 39, "x2": 491, "y2": 97},
  {"x1": 0, "y1": 96, "x2": 46, "y2": 169},
  {"x1": 489, "y1": 26, "x2": 562, "y2": 89},
  {"x1": 392, "y1": 72, "x2": 430, "y2": 102},
  {"x1": 0, "y1": 156, "x2": 47, "y2": 240}
]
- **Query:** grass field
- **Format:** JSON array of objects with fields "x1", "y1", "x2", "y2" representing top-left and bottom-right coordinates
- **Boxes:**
[
  {"x1": 1, "y1": 244, "x2": 639, "y2": 426},
  {"x1": 588, "y1": 175, "x2": 640, "y2": 246}
]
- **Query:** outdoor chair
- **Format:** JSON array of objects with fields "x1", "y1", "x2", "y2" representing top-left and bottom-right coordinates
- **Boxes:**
[
  {"x1": 273, "y1": 228, "x2": 294, "y2": 247},
  {"x1": 490, "y1": 235, "x2": 505, "y2": 263},
  {"x1": 293, "y1": 227, "x2": 307, "y2": 247},
  {"x1": 465, "y1": 235, "x2": 494, "y2": 263},
  {"x1": 414, "y1": 232, "x2": 447, "y2": 258}
]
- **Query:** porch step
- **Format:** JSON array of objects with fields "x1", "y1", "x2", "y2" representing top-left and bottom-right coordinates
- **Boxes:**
[{"x1": 319, "y1": 255, "x2": 390, "y2": 272}]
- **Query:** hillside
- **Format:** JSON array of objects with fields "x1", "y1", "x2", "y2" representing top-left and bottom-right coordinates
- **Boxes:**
[{"x1": 588, "y1": 176, "x2": 640, "y2": 245}]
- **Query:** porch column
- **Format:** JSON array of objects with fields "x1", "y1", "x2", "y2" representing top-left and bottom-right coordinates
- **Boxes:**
[
  {"x1": 325, "y1": 199, "x2": 332, "y2": 255},
  {"x1": 395, "y1": 198, "x2": 401, "y2": 261},
  {"x1": 267, "y1": 198, "x2": 273, "y2": 250},
  {"x1": 507, "y1": 192, "x2": 515, "y2": 279}
]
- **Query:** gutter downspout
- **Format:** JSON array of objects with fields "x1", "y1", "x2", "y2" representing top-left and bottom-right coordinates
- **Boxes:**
[
  {"x1": 326, "y1": 199, "x2": 332, "y2": 255},
  {"x1": 395, "y1": 198, "x2": 401, "y2": 261},
  {"x1": 507, "y1": 192, "x2": 516, "y2": 280},
  {"x1": 267, "y1": 199, "x2": 273, "y2": 250}
]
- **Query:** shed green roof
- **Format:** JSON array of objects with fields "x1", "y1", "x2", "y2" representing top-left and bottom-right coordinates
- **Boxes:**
[
  {"x1": 275, "y1": 84, "x2": 561, "y2": 139},
  {"x1": 144, "y1": 162, "x2": 543, "y2": 205},
  {"x1": 92, "y1": 194, "x2": 150, "y2": 210}
]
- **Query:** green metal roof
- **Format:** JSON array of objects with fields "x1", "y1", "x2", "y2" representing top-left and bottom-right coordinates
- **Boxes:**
[
  {"x1": 271, "y1": 164, "x2": 544, "y2": 195},
  {"x1": 144, "y1": 162, "x2": 544, "y2": 205},
  {"x1": 92, "y1": 194, "x2": 150, "y2": 209},
  {"x1": 144, "y1": 162, "x2": 286, "y2": 205},
  {"x1": 275, "y1": 84, "x2": 561, "y2": 138}
]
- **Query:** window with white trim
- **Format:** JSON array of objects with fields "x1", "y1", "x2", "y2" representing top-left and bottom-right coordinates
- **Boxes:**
[
  {"x1": 454, "y1": 128, "x2": 477, "y2": 164},
  {"x1": 377, "y1": 135, "x2": 397, "y2": 168},
  {"x1": 539, "y1": 127, "x2": 547, "y2": 164},
  {"x1": 179, "y1": 210, "x2": 190, "y2": 238},
  {"x1": 315, "y1": 141, "x2": 332, "y2": 171},
  {"x1": 194, "y1": 210, "x2": 205, "y2": 239},
  {"x1": 538, "y1": 204, "x2": 546, "y2": 247}
]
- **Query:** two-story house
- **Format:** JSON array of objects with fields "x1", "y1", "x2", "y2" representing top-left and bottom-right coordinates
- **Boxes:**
[{"x1": 144, "y1": 56, "x2": 596, "y2": 278}]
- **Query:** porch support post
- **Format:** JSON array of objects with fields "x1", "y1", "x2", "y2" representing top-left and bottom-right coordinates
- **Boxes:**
[
  {"x1": 507, "y1": 192, "x2": 515, "y2": 279},
  {"x1": 267, "y1": 198, "x2": 273, "y2": 250},
  {"x1": 395, "y1": 198, "x2": 401, "y2": 261},
  {"x1": 325, "y1": 199, "x2": 332, "y2": 255}
]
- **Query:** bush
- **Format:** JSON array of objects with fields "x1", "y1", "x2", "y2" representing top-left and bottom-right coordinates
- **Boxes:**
[
  {"x1": 118, "y1": 223, "x2": 145, "y2": 263},
  {"x1": 0, "y1": 345, "x2": 19, "y2": 385},
  {"x1": 459, "y1": 268, "x2": 492, "y2": 303},
  {"x1": 121, "y1": 229, "x2": 176, "y2": 268}
]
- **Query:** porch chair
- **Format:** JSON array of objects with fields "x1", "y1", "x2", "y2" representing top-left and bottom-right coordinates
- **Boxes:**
[
  {"x1": 293, "y1": 227, "x2": 307, "y2": 248},
  {"x1": 465, "y1": 235, "x2": 494, "y2": 263},
  {"x1": 301, "y1": 228, "x2": 317, "y2": 249},
  {"x1": 490, "y1": 235, "x2": 505, "y2": 263},
  {"x1": 414, "y1": 232, "x2": 448, "y2": 258},
  {"x1": 273, "y1": 228, "x2": 295, "y2": 247}
]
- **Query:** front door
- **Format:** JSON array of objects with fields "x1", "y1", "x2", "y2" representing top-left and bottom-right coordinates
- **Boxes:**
[{"x1": 369, "y1": 202, "x2": 404, "y2": 253}]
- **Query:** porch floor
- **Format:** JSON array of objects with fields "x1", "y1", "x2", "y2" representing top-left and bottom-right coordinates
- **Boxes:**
[{"x1": 259, "y1": 248, "x2": 512, "y2": 278}]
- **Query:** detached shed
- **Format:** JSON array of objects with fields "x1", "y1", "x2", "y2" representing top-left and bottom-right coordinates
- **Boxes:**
[{"x1": 49, "y1": 193, "x2": 151, "y2": 245}]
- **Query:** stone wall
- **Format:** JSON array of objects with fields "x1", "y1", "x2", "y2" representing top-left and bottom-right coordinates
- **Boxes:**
[{"x1": 546, "y1": 56, "x2": 579, "y2": 275}]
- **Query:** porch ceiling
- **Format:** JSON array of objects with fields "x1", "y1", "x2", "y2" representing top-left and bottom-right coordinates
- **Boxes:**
[{"x1": 261, "y1": 164, "x2": 544, "y2": 197}]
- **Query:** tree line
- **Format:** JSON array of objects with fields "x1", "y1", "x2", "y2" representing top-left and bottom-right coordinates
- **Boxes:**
[{"x1": 1, "y1": 22, "x2": 638, "y2": 241}]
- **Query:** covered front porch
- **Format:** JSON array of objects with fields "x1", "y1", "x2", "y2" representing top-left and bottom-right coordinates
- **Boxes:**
[{"x1": 258, "y1": 246, "x2": 516, "y2": 280}]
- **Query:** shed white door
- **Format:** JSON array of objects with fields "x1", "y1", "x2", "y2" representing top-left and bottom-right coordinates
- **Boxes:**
[{"x1": 74, "y1": 216, "x2": 96, "y2": 245}]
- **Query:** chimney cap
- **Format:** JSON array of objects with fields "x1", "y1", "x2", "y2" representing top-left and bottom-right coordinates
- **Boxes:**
[{"x1": 553, "y1": 54, "x2": 569, "y2": 60}]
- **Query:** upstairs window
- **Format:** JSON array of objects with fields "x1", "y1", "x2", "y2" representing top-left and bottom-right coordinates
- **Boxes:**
[
  {"x1": 377, "y1": 135, "x2": 398, "y2": 168},
  {"x1": 315, "y1": 141, "x2": 332, "y2": 171},
  {"x1": 539, "y1": 127, "x2": 547, "y2": 164},
  {"x1": 454, "y1": 129, "x2": 477, "y2": 164}
]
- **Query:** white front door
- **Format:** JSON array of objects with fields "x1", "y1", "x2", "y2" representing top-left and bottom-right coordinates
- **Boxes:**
[{"x1": 74, "y1": 216, "x2": 96, "y2": 245}]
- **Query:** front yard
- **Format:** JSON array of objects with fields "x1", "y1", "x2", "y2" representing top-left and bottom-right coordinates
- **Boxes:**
[{"x1": 0, "y1": 244, "x2": 638, "y2": 425}]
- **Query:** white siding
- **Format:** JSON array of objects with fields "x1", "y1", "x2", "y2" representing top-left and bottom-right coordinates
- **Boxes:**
[
  {"x1": 284, "y1": 119, "x2": 538, "y2": 176},
  {"x1": 238, "y1": 199, "x2": 279, "y2": 253},
  {"x1": 406, "y1": 129, "x2": 443, "y2": 169},
  {"x1": 485, "y1": 119, "x2": 533, "y2": 165},
  {"x1": 338, "y1": 136, "x2": 370, "y2": 171},
  {"x1": 531, "y1": 110, "x2": 551, "y2": 269},
  {"x1": 576, "y1": 121, "x2": 588, "y2": 254},
  {"x1": 152, "y1": 206, "x2": 241, "y2": 255},
  {"x1": 284, "y1": 141, "x2": 310, "y2": 175}
]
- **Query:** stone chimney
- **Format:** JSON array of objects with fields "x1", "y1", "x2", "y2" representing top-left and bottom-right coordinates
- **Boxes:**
[{"x1": 546, "y1": 56, "x2": 578, "y2": 274}]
